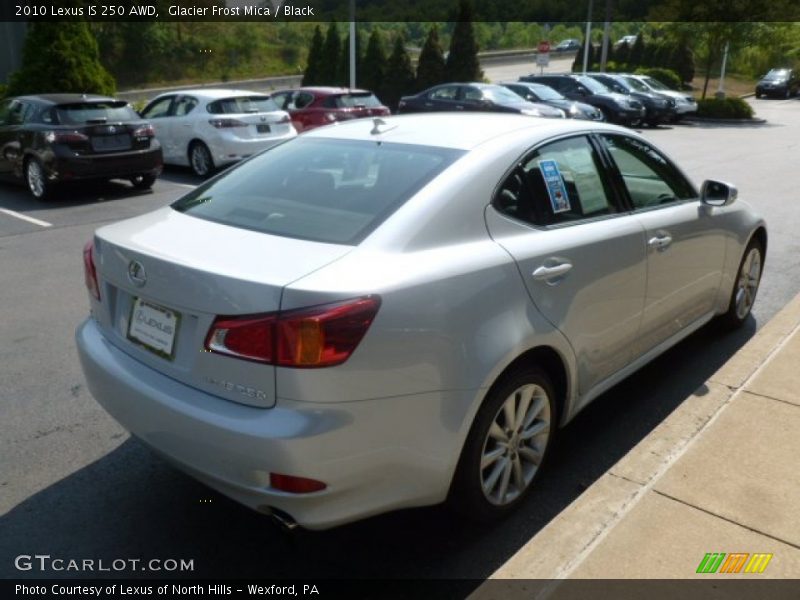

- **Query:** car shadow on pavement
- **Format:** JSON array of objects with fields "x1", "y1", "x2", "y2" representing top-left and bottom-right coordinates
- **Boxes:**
[
  {"x1": 0, "y1": 318, "x2": 757, "y2": 584},
  {"x1": 0, "y1": 179, "x2": 156, "y2": 211}
]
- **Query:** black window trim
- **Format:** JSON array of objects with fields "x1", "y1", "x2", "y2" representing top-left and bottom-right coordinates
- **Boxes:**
[{"x1": 592, "y1": 132, "x2": 699, "y2": 214}]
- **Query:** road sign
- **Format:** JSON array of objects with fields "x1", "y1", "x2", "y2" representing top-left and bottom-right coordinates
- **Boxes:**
[{"x1": 536, "y1": 41, "x2": 550, "y2": 71}]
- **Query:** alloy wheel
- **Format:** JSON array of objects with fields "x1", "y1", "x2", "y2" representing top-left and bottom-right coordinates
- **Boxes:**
[
  {"x1": 190, "y1": 143, "x2": 213, "y2": 177},
  {"x1": 26, "y1": 160, "x2": 46, "y2": 199},
  {"x1": 480, "y1": 383, "x2": 551, "y2": 506},
  {"x1": 734, "y1": 246, "x2": 762, "y2": 320}
]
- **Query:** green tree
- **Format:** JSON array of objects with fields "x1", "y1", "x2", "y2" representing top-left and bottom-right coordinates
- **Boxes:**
[
  {"x1": 382, "y1": 34, "x2": 415, "y2": 111},
  {"x1": 416, "y1": 25, "x2": 447, "y2": 91},
  {"x1": 360, "y1": 29, "x2": 387, "y2": 97},
  {"x1": 337, "y1": 29, "x2": 364, "y2": 87},
  {"x1": 302, "y1": 25, "x2": 325, "y2": 86},
  {"x1": 572, "y1": 39, "x2": 595, "y2": 73},
  {"x1": 318, "y1": 22, "x2": 341, "y2": 86},
  {"x1": 628, "y1": 33, "x2": 645, "y2": 69},
  {"x1": 445, "y1": 0, "x2": 483, "y2": 82},
  {"x1": 8, "y1": 22, "x2": 115, "y2": 96},
  {"x1": 668, "y1": 42, "x2": 695, "y2": 84}
]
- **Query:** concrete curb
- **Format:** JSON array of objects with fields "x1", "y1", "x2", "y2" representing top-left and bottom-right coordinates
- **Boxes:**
[
  {"x1": 471, "y1": 292, "x2": 800, "y2": 590},
  {"x1": 683, "y1": 116, "x2": 767, "y2": 126}
]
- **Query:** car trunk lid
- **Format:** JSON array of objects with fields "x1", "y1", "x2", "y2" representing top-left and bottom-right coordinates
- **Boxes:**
[{"x1": 91, "y1": 207, "x2": 353, "y2": 407}]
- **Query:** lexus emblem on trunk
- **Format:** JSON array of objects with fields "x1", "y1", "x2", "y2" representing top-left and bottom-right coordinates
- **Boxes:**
[{"x1": 127, "y1": 260, "x2": 147, "y2": 287}]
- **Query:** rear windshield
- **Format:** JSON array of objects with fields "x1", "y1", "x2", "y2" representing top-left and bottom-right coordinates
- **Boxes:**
[
  {"x1": 322, "y1": 93, "x2": 383, "y2": 109},
  {"x1": 207, "y1": 96, "x2": 279, "y2": 114},
  {"x1": 55, "y1": 101, "x2": 139, "y2": 124},
  {"x1": 172, "y1": 138, "x2": 464, "y2": 245}
]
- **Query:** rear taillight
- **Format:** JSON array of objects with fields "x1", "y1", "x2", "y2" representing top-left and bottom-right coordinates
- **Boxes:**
[
  {"x1": 132, "y1": 124, "x2": 155, "y2": 137},
  {"x1": 204, "y1": 296, "x2": 381, "y2": 368},
  {"x1": 83, "y1": 240, "x2": 100, "y2": 301},
  {"x1": 270, "y1": 473, "x2": 327, "y2": 494},
  {"x1": 45, "y1": 130, "x2": 89, "y2": 144},
  {"x1": 209, "y1": 118, "x2": 248, "y2": 128}
]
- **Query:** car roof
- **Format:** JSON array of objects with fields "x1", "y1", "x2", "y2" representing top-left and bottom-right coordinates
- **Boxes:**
[
  {"x1": 14, "y1": 93, "x2": 118, "y2": 105},
  {"x1": 152, "y1": 88, "x2": 271, "y2": 100},
  {"x1": 286, "y1": 87, "x2": 374, "y2": 96},
  {"x1": 303, "y1": 112, "x2": 624, "y2": 151}
]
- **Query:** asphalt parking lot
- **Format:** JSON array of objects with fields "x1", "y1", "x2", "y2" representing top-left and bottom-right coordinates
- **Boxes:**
[{"x1": 1, "y1": 95, "x2": 799, "y2": 582}]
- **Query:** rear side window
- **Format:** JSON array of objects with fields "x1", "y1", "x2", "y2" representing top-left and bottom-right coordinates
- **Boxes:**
[
  {"x1": 207, "y1": 96, "x2": 279, "y2": 114},
  {"x1": 172, "y1": 138, "x2": 464, "y2": 245},
  {"x1": 55, "y1": 101, "x2": 139, "y2": 124},
  {"x1": 495, "y1": 136, "x2": 617, "y2": 227}
]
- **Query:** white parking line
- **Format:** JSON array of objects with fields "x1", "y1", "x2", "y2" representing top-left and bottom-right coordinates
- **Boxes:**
[
  {"x1": 0, "y1": 208, "x2": 53, "y2": 228},
  {"x1": 171, "y1": 183, "x2": 197, "y2": 189}
]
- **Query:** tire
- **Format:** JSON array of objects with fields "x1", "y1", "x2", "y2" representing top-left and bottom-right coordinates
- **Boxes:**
[
  {"x1": 189, "y1": 142, "x2": 214, "y2": 178},
  {"x1": 450, "y1": 366, "x2": 558, "y2": 522},
  {"x1": 755, "y1": 91, "x2": 762, "y2": 99},
  {"x1": 24, "y1": 157, "x2": 53, "y2": 201},
  {"x1": 719, "y1": 238, "x2": 763, "y2": 329},
  {"x1": 130, "y1": 173, "x2": 157, "y2": 190}
]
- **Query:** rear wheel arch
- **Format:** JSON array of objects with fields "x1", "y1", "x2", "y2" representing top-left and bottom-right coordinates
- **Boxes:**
[
  {"x1": 447, "y1": 345, "x2": 570, "y2": 519},
  {"x1": 750, "y1": 226, "x2": 767, "y2": 259}
]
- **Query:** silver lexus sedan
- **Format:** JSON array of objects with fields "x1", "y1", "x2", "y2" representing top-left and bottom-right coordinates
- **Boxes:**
[{"x1": 76, "y1": 114, "x2": 766, "y2": 529}]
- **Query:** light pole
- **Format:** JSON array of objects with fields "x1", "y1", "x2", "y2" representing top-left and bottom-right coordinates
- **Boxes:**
[
  {"x1": 582, "y1": 0, "x2": 593, "y2": 74},
  {"x1": 349, "y1": 0, "x2": 356, "y2": 88}
]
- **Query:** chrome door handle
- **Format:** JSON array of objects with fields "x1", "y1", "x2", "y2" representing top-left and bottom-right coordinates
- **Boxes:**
[
  {"x1": 532, "y1": 262, "x2": 573, "y2": 280},
  {"x1": 648, "y1": 235, "x2": 673, "y2": 250}
]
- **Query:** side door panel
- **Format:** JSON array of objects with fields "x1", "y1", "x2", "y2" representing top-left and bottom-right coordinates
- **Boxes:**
[
  {"x1": 140, "y1": 96, "x2": 177, "y2": 161},
  {"x1": 486, "y1": 135, "x2": 647, "y2": 395},
  {"x1": 597, "y1": 133, "x2": 726, "y2": 354}
]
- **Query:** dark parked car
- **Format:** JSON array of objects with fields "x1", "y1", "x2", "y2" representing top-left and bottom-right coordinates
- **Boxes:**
[
  {"x1": 755, "y1": 69, "x2": 799, "y2": 99},
  {"x1": 501, "y1": 81, "x2": 604, "y2": 121},
  {"x1": 270, "y1": 87, "x2": 390, "y2": 133},
  {"x1": 587, "y1": 72, "x2": 676, "y2": 126},
  {"x1": 553, "y1": 39, "x2": 581, "y2": 52},
  {"x1": 0, "y1": 94, "x2": 162, "y2": 200},
  {"x1": 520, "y1": 74, "x2": 646, "y2": 126},
  {"x1": 397, "y1": 83, "x2": 565, "y2": 118}
]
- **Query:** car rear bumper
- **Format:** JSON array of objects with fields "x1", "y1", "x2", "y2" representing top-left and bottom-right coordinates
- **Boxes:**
[
  {"x1": 76, "y1": 317, "x2": 463, "y2": 529},
  {"x1": 208, "y1": 129, "x2": 296, "y2": 167},
  {"x1": 48, "y1": 146, "x2": 163, "y2": 181}
]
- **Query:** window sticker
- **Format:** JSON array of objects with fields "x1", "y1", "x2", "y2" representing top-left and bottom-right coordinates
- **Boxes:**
[{"x1": 539, "y1": 159, "x2": 571, "y2": 213}]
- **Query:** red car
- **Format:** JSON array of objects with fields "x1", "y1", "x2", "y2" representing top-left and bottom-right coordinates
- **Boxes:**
[{"x1": 270, "y1": 87, "x2": 390, "y2": 133}]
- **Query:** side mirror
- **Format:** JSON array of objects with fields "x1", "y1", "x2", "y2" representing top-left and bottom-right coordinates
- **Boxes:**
[{"x1": 701, "y1": 179, "x2": 737, "y2": 206}]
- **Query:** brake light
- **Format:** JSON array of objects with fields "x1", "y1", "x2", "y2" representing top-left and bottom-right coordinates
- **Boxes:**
[
  {"x1": 45, "y1": 130, "x2": 89, "y2": 144},
  {"x1": 83, "y1": 240, "x2": 100, "y2": 301},
  {"x1": 209, "y1": 118, "x2": 248, "y2": 128},
  {"x1": 204, "y1": 296, "x2": 381, "y2": 367},
  {"x1": 270, "y1": 473, "x2": 327, "y2": 494},
  {"x1": 132, "y1": 124, "x2": 155, "y2": 137}
]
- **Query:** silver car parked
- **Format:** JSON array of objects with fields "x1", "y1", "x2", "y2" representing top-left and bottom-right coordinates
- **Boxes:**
[{"x1": 77, "y1": 114, "x2": 766, "y2": 529}]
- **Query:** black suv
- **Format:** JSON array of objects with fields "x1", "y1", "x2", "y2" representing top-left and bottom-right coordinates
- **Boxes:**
[
  {"x1": 520, "y1": 74, "x2": 646, "y2": 126},
  {"x1": 587, "y1": 72, "x2": 676, "y2": 126},
  {"x1": 0, "y1": 94, "x2": 162, "y2": 200},
  {"x1": 755, "y1": 69, "x2": 799, "y2": 99}
]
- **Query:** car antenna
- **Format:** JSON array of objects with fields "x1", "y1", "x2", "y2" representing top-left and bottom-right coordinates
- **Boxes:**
[{"x1": 370, "y1": 118, "x2": 396, "y2": 135}]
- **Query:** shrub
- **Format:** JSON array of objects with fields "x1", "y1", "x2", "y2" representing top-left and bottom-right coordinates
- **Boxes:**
[
  {"x1": 696, "y1": 98, "x2": 754, "y2": 120},
  {"x1": 635, "y1": 67, "x2": 682, "y2": 90}
]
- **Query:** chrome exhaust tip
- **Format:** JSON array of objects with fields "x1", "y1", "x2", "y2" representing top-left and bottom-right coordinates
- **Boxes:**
[{"x1": 269, "y1": 507, "x2": 299, "y2": 531}]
